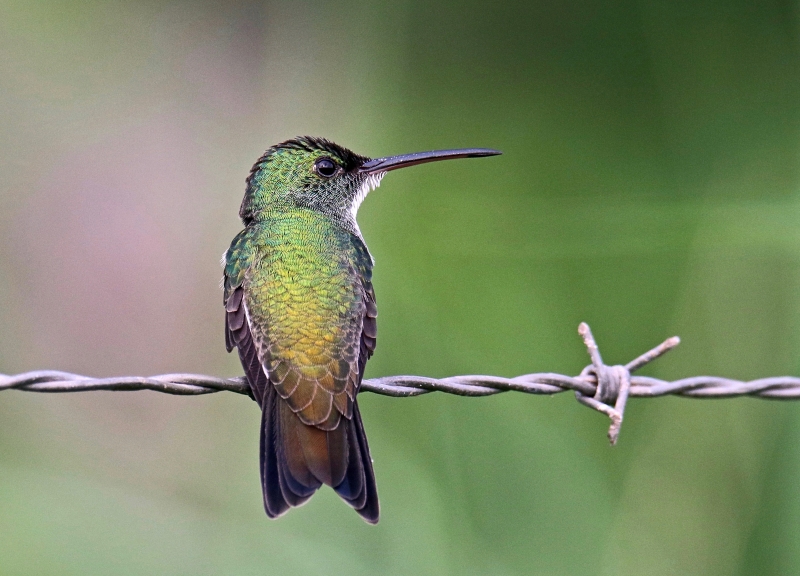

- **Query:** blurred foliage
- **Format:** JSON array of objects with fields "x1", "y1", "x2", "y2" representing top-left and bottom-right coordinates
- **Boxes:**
[{"x1": 1, "y1": 0, "x2": 800, "y2": 574}]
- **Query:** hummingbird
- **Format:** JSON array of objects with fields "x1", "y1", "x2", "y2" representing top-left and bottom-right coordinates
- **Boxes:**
[{"x1": 223, "y1": 137, "x2": 500, "y2": 523}]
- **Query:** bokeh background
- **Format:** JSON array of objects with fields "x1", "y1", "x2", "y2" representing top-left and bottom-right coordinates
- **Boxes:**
[{"x1": 1, "y1": 1, "x2": 800, "y2": 574}]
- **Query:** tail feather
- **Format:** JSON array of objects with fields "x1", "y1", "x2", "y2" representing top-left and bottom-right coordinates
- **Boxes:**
[
  {"x1": 277, "y1": 456, "x2": 317, "y2": 507},
  {"x1": 278, "y1": 400, "x2": 324, "y2": 493},
  {"x1": 293, "y1": 407, "x2": 347, "y2": 487},
  {"x1": 333, "y1": 417, "x2": 366, "y2": 507},
  {"x1": 276, "y1": 399, "x2": 322, "y2": 506},
  {"x1": 260, "y1": 386, "x2": 380, "y2": 523}
]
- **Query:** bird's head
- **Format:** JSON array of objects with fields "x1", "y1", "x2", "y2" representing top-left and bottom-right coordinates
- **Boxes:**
[{"x1": 240, "y1": 136, "x2": 500, "y2": 228}]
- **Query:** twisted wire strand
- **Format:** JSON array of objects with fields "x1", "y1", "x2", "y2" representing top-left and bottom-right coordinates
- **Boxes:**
[
  {"x1": 3, "y1": 323, "x2": 799, "y2": 443},
  {"x1": 6, "y1": 371, "x2": 799, "y2": 398}
]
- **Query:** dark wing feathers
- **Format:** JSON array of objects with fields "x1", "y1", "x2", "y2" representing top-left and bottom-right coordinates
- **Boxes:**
[
  {"x1": 357, "y1": 281, "x2": 378, "y2": 390},
  {"x1": 226, "y1": 286, "x2": 268, "y2": 406}
]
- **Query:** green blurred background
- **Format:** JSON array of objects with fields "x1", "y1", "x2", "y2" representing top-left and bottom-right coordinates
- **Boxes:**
[{"x1": 1, "y1": 1, "x2": 800, "y2": 574}]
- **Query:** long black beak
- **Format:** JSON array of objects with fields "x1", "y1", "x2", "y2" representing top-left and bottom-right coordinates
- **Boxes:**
[{"x1": 359, "y1": 148, "x2": 501, "y2": 174}]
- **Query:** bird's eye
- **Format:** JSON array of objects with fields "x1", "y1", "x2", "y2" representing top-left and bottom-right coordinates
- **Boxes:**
[{"x1": 314, "y1": 158, "x2": 338, "y2": 178}]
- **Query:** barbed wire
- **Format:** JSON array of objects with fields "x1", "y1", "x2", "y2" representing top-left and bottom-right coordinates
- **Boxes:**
[{"x1": 3, "y1": 323, "x2": 800, "y2": 444}]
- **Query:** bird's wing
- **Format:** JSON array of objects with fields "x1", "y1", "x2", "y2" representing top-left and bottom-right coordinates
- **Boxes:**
[
  {"x1": 352, "y1": 237, "x2": 377, "y2": 390},
  {"x1": 224, "y1": 229, "x2": 269, "y2": 406}
]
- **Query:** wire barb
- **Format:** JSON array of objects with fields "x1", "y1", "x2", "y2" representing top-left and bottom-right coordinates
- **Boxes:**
[
  {"x1": 2, "y1": 323, "x2": 800, "y2": 445},
  {"x1": 574, "y1": 323, "x2": 678, "y2": 444}
]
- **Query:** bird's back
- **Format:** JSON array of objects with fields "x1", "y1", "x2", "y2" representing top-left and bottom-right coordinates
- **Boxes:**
[
  {"x1": 246, "y1": 208, "x2": 367, "y2": 426},
  {"x1": 225, "y1": 206, "x2": 379, "y2": 521}
]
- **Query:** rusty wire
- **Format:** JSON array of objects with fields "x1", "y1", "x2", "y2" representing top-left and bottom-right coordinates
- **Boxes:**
[{"x1": 2, "y1": 323, "x2": 799, "y2": 445}]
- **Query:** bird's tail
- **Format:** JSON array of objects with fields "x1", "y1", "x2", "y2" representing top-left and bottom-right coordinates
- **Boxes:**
[{"x1": 260, "y1": 385, "x2": 379, "y2": 523}]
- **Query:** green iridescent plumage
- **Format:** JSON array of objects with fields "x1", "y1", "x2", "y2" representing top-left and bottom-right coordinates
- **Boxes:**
[
  {"x1": 224, "y1": 136, "x2": 500, "y2": 523},
  {"x1": 244, "y1": 211, "x2": 369, "y2": 425}
]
